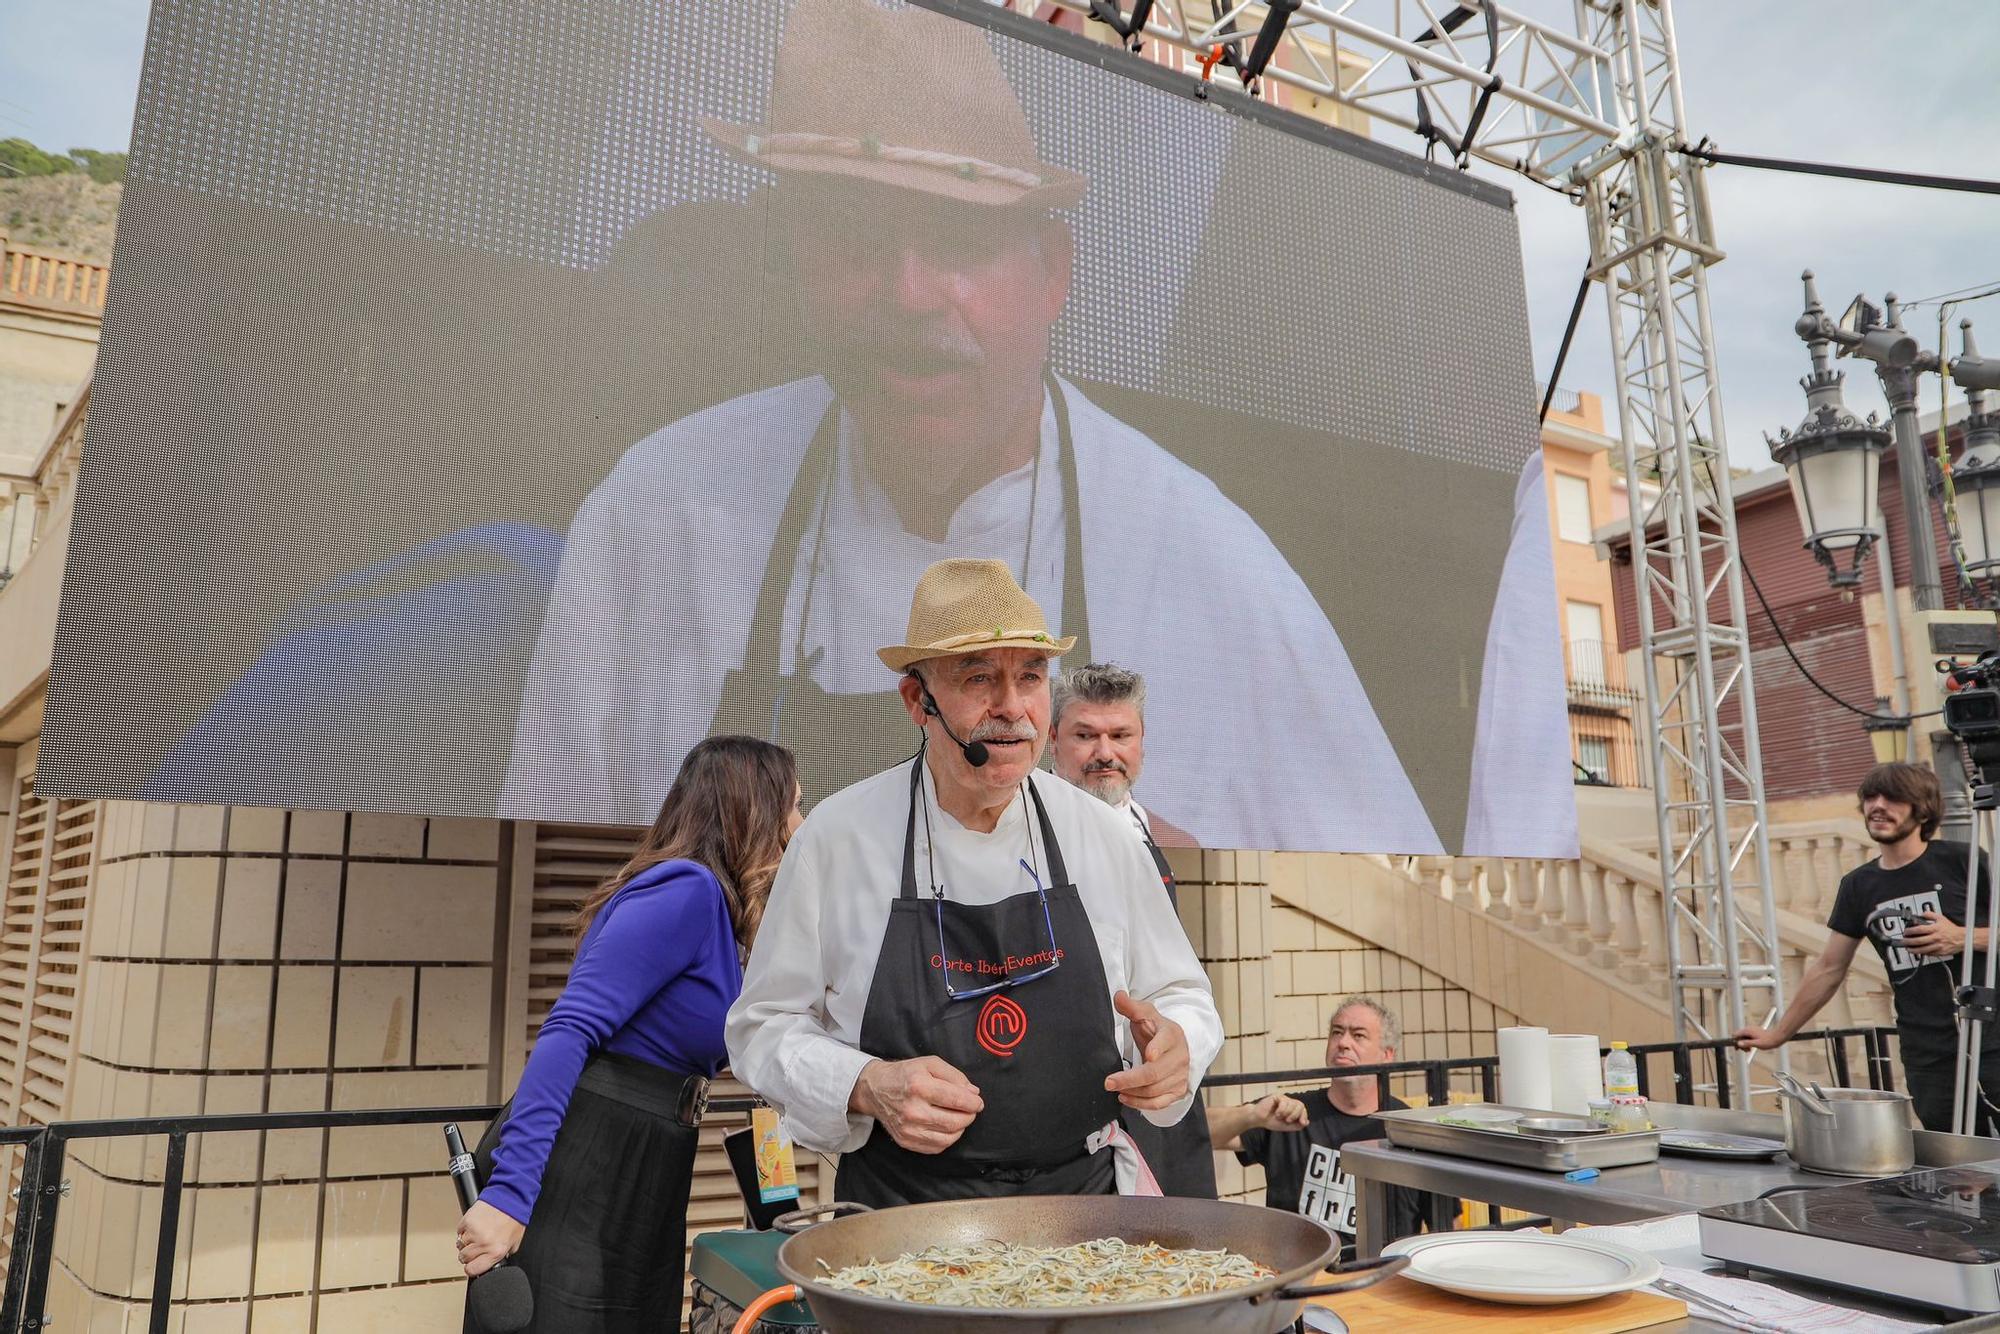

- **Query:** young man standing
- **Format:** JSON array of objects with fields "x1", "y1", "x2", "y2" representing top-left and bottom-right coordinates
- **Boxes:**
[{"x1": 1735, "y1": 761, "x2": 1995, "y2": 1132}]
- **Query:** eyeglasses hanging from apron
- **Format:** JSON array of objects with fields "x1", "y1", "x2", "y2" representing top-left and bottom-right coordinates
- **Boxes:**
[{"x1": 829, "y1": 758, "x2": 1127, "y2": 1208}]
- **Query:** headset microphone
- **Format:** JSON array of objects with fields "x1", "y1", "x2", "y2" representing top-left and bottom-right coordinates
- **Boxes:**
[{"x1": 920, "y1": 689, "x2": 989, "y2": 768}]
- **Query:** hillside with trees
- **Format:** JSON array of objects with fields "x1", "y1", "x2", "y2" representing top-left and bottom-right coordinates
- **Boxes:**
[{"x1": 0, "y1": 139, "x2": 125, "y2": 260}]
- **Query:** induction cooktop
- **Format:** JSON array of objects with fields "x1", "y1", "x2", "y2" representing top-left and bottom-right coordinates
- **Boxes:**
[{"x1": 1698, "y1": 1161, "x2": 2000, "y2": 1314}]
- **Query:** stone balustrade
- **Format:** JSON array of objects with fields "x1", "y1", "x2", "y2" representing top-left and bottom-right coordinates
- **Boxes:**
[
  {"x1": 0, "y1": 235, "x2": 111, "y2": 317},
  {"x1": 2, "y1": 377, "x2": 88, "y2": 577},
  {"x1": 1381, "y1": 820, "x2": 1891, "y2": 1035}
]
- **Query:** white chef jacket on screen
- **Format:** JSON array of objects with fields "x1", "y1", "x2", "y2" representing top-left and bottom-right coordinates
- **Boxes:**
[
  {"x1": 500, "y1": 374, "x2": 1444, "y2": 852},
  {"x1": 724, "y1": 760, "x2": 1225, "y2": 1155},
  {"x1": 1462, "y1": 450, "x2": 1576, "y2": 858}
]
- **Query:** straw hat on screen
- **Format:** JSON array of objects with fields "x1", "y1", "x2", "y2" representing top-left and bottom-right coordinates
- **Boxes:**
[
  {"x1": 878, "y1": 559, "x2": 1075, "y2": 672},
  {"x1": 701, "y1": 0, "x2": 1088, "y2": 210}
]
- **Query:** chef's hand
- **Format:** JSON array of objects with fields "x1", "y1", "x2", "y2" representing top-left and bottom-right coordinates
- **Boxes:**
[
  {"x1": 1105, "y1": 990, "x2": 1190, "y2": 1110},
  {"x1": 849, "y1": 1055, "x2": 984, "y2": 1154},
  {"x1": 1249, "y1": 1092, "x2": 1311, "y2": 1131},
  {"x1": 1904, "y1": 912, "x2": 1969, "y2": 957},
  {"x1": 1732, "y1": 1025, "x2": 1787, "y2": 1052},
  {"x1": 457, "y1": 1200, "x2": 524, "y2": 1278}
]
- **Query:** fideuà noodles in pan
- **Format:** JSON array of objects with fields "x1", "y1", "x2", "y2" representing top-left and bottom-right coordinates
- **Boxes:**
[{"x1": 817, "y1": 1236, "x2": 1275, "y2": 1307}]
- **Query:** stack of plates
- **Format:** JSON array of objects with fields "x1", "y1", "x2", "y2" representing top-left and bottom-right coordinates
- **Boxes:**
[
  {"x1": 1656, "y1": 1130, "x2": 1786, "y2": 1160},
  {"x1": 1381, "y1": 1231, "x2": 1663, "y2": 1305}
]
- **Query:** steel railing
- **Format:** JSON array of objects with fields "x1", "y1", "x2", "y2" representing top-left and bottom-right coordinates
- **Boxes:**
[{"x1": 0, "y1": 1030, "x2": 1901, "y2": 1332}]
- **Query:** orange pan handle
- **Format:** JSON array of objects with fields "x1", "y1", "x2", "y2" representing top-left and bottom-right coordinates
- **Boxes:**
[{"x1": 731, "y1": 1284, "x2": 803, "y2": 1334}]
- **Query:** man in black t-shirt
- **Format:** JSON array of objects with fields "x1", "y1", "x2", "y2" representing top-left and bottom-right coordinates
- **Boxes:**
[
  {"x1": 1736, "y1": 761, "x2": 1997, "y2": 1132},
  {"x1": 1210, "y1": 997, "x2": 1450, "y2": 1252}
]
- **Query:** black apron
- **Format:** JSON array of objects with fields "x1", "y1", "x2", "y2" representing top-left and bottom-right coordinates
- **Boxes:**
[
  {"x1": 1116, "y1": 806, "x2": 1219, "y2": 1199},
  {"x1": 465, "y1": 1053, "x2": 705, "y2": 1334},
  {"x1": 834, "y1": 762, "x2": 1125, "y2": 1206},
  {"x1": 710, "y1": 375, "x2": 1092, "y2": 802},
  {"x1": 1133, "y1": 807, "x2": 1178, "y2": 912}
]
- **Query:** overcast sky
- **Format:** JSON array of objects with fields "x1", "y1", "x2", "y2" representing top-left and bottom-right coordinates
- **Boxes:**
[
  {"x1": 3, "y1": 0, "x2": 1994, "y2": 470},
  {"x1": 1486, "y1": 1, "x2": 1998, "y2": 468}
]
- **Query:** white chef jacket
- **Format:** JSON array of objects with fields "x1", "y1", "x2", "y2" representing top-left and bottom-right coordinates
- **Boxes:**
[
  {"x1": 499, "y1": 374, "x2": 1446, "y2": 852},
  {"x1": 724, "y1": 759, "x2": 1225, "y2": 1155},
  {"x1": 1463, "y1": 450, "x2": 1577, "y2": 857}
]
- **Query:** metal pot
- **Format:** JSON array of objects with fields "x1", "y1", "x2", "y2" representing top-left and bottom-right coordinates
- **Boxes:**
[
  {"x1": 732, "y1": 1196, "x2": 1408, "y2": 1334},
  {"x1": 1776, "y1": 1071, "x2": 1915, "y2": 1177}
]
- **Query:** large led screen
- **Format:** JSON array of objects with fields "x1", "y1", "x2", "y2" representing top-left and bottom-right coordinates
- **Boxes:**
[{"x1": 41, "y1": 0, "x2": 1575, "y2": 856}]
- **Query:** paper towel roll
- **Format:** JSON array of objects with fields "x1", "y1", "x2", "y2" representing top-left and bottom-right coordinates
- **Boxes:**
[
  {"x1": 1548, "y1": 1034, "x2": 1606, "y2": 1114},
  {"x1": 1498, "y1": 1026, "x2": 1552, "y2": 1111}
]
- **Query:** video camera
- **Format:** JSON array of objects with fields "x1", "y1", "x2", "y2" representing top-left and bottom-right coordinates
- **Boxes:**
[{"x1": 1942, "y1": 651, "x2": 2000, "y2": 788}]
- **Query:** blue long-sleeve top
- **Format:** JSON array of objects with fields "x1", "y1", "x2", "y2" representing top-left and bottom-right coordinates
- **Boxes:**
[{"x1": 481, "y1": 858, "x2": 741, "y2": 1224}]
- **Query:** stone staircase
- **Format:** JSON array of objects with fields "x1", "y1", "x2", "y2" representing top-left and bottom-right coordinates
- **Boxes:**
[{"x1": 1264, "y1": 818, "x2": 1895, "y2": 1094}]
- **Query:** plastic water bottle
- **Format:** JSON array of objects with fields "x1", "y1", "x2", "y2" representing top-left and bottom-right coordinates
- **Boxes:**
[
  {"x1": 1604, "y1": 1041, "x2": 1646, "y2": 1130},
  {"x1": 1603, "y1": 1041, "x2": 1640, "y2": 1099}
]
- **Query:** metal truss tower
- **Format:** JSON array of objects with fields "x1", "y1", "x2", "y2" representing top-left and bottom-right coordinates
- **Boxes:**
[
  {"x1": 1010, "y1": 0, "x2": 1783, "y2": 1102},
  {"x1": 1572, "y1": 1, "x2": 1781, "y2": 1103}
]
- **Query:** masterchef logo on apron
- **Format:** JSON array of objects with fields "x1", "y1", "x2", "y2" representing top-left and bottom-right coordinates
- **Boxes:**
[{"x1": 977, "y1": 994, "x2": 1029, "y2": 1057}]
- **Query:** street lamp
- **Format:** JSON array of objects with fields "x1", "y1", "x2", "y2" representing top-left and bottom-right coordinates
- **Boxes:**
[
  {"x1": 1952, "y1": 321, "x2": 2000, "y2": 595},
  {"x1": 1769, "y1": 274, "x2": 1889, "y2": 589}
]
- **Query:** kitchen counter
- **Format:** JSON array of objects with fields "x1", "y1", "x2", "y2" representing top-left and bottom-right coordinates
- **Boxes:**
[
  {"x1": 1341, "y1": 1135, "x2": 1827, "y2": 1252},
  {"x1": 1335, "y1": 1104, "x2": 2000, "y2": 1330},
  {"x1": 1344, "y1": 1103, "x2": 2000, "y2": 1257}
]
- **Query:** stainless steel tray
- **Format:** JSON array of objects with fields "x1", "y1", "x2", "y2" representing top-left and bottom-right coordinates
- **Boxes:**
[{"x1": 1377, "y1": 1102, "x2": 1662, "y2": 1172}]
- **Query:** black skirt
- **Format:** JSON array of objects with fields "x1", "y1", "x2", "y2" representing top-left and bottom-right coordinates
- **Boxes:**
[{"x1": 466, "y1": 1052, "x2": 704, "y2": 1334}]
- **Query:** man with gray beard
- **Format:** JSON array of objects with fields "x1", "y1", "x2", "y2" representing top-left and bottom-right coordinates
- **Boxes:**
[{"x1": 1051, "y1": 662, "x2": 1217, "y2": 1198}]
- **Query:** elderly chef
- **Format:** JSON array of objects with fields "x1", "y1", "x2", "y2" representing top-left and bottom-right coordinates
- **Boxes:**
[{"x1": 724, "y1": 558, "x2": 1223, "y2": 1206}]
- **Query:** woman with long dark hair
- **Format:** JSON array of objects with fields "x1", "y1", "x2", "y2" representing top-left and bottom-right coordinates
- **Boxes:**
[{"x1": 458, "y1": 735, "x2": 800, "y2": 1333}]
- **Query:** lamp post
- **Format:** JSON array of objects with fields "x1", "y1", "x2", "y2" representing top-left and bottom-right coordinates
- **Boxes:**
[
  {"x1": 1768, "y1": 275, "x2": 1890, "y2": 589},
  {"x1": 1773, "y1": 272, "x2": 1906, "y2": 760},
  {"x1": 1950, "y1": 320, "x2": 2000, "y2": 599},
  {"x1": 1794, "y1": 272, "x2": 2000, "y2": 608},
  {"x1": 1793, "y1": 273, "x2": 1936, "y2": 607},
  {"x1": 1792, "y1": 272, "x2": 2000, "y2": 836}
]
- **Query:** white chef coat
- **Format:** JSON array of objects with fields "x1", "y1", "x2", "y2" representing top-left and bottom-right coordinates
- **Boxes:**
[
  {"x1": 724, "y1": 758, "x2": 1225, "y2": 1155},
  {"x1": 1463, "y1": 450, "x2": 1577, "y2": 857},
  {"x1": 499, "y1": 374, "x2": 1445, "y2": 852}
]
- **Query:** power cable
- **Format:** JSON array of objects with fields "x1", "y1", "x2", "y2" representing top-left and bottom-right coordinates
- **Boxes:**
[
  {"x1": 1738, "y1": 547, "x2": 1938, "y2": 723},
  {"x1": 1681, "y1": 142, "x2": 2000, "y2": 197},
  {"x1": 1905, "y1": 280, "x2": 2000, "y2": 309},
  {"x1": 1696, "y1": 450, "x2": 1933, "y2": 722},
  {"x1": 1540, "y1": 268, "x2": 1592, "y2": 424}
]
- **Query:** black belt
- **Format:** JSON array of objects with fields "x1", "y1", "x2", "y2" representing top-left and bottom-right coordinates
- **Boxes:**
[{"x1": 576, "y1": 1051, "x2": 710, "y2": 1128}]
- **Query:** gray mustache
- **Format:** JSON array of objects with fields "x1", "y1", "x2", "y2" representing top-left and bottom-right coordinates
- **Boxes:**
[
  {"x1": 970, "y1": 720, "x2": 1038, "y2": 743},
  {"x1": 828, "y1": 322, "x2": 985, "y2": 370}
]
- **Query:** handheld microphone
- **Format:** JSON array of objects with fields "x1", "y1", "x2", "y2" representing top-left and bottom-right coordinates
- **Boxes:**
[
  {"x1": 445, "y1": 1123, "x2": 535, "y2": 1334},
  {"x1": 446, "y1": 1122, "x2": 479, "y2": 1211},
  {"x1": 920, "y1": 689, "x2": 989, "y2": 767}
]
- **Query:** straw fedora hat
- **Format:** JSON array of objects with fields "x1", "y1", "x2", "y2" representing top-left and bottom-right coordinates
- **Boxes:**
[
  {"x1": 878, "y1": 559, "x2": 1076, "y2": 672},
  {"x1": 702, "y1": 0, "x2": 1088, "y2": 210}
]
